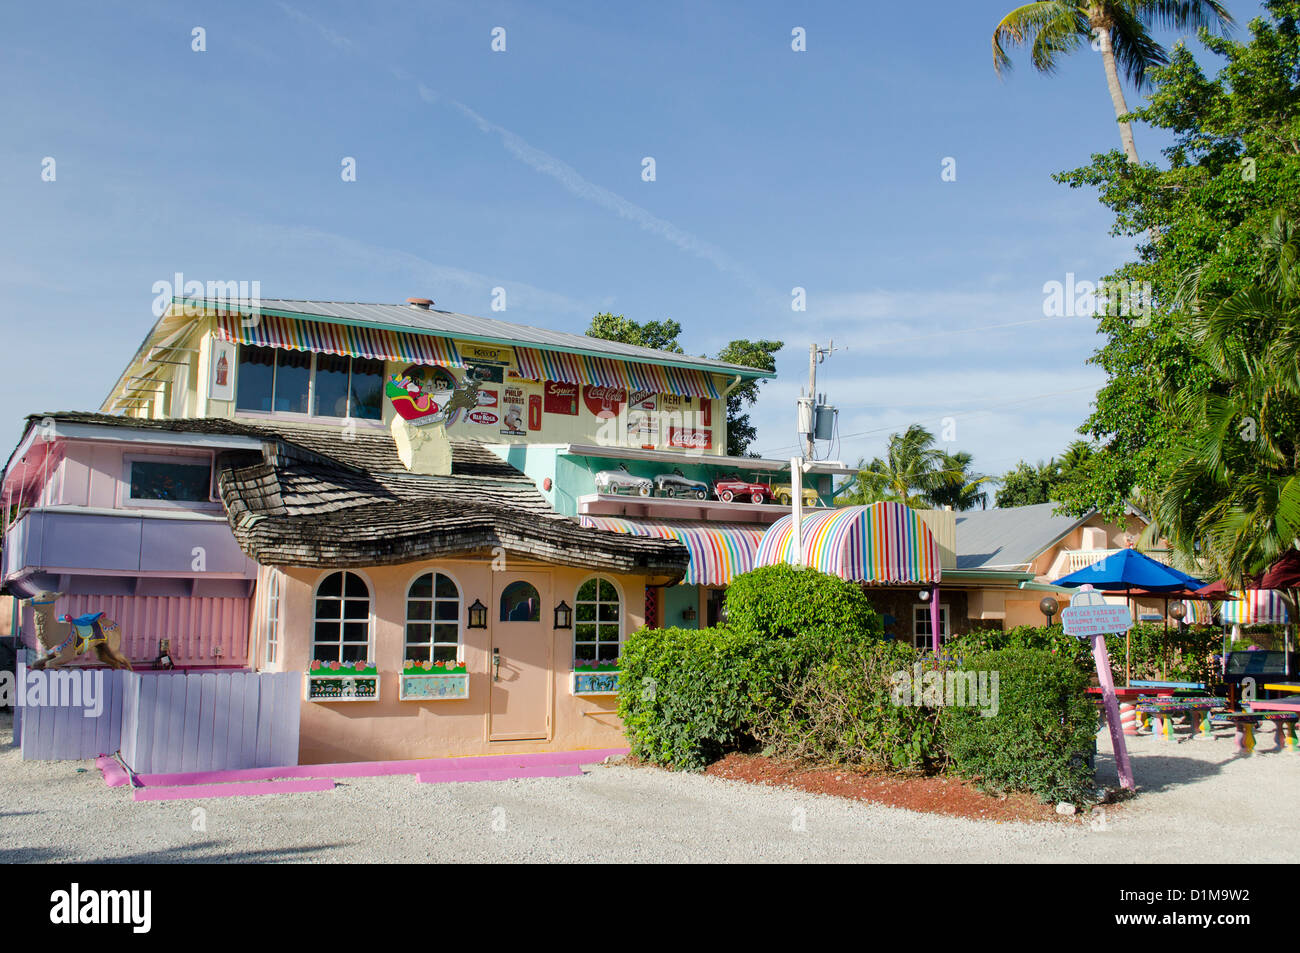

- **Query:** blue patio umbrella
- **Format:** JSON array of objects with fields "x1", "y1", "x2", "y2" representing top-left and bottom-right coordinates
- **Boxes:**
[
  {"x1": 1052, "y1": 547, "x2": 1207, "y2": 592},
  {"x1": 1052, "y1": 548, "x2": 1207, "y2": 681}
]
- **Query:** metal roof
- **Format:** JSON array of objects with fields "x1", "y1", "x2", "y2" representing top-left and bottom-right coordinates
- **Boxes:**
[
  {"x1": 173, "y1": 298, "x2": 772, "y2": 379},
  {"x1": 954, "y1": 502, "x2": 1090, "y2": 570}
]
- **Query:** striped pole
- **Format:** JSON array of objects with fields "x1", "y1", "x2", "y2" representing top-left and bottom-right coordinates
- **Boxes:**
[{"x1": 1120, "y1": 702, "x2": 1138, "y2": 736}]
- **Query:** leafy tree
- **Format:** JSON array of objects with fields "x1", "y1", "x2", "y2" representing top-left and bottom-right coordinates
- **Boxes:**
[
  {"x1": 584, "y1": 313, "x2": 780, "y2": 457},
  {"x1": 996, "y1": 440, "x2": 1094, "y2": 507},
  {"x1": 715, "y1": 339, "x2": 781, "y2": 456},
  {"x1": 585, "y1": 312, "x2": 684, "y2": 353},
  {"x1": 992, "y1": 0, "x2": 1233, "y2": 163},
  {"x1": 1053, "y1": 2, "x2": 1300, "y2": 522},
  {"x1": 1145, "y1": 213, "x2": 1300, "y2": 582}
]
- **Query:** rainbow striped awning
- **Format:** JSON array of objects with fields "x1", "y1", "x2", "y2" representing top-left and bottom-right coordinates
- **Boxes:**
[
  {"x1": 512, "y1": 346, "x2": 721, "y2": 399},
  {"x1": 216, "y1": 313, "x2": 463, "y2": 367},
  {"x1": 579, "y1": 516, "x2": 764, "y2": 586},
  {"x1": 1221, "y1": 589, "x2": 1291, "y2": 625},
  {"x1": 755, "y1": 502, "x2": 943, "y2": 584},
  {"x1": 215, "y1": 314, "x2": 721, "y2": 399}
]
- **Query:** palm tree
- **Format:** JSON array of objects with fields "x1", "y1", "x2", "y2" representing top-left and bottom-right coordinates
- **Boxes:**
[
  {"x1": 1146, "y1": 213, "x2": 1300, "y2": 584},
  {"x1": 927, "y1": 451, "x2": 993, "y2": 511},
  {"x1": 839, "y1": 425, "x2": 951, "y2": 508},
  {"x1": 992, "y1": 1, "x2": 1232, "y2": 164}
]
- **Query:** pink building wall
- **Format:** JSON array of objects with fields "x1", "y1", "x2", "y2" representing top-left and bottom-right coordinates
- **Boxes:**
[{"x1": 20, "y1": 592, "x2": 252, "y2": 669}]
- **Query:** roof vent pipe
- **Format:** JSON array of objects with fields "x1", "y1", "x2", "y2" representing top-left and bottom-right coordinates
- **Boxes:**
[{"x1": 407, "y1": 297, "x2": 433, "y2": 310}]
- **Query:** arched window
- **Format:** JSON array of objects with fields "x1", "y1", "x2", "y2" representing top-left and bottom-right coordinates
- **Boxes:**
[
  {"x1": 500, "y1": 581, "x2": 541, "y2": 622},
  {"x1": 264, "y1": 569, "x2": 281, "y2": 665},
  {"x1": 575, "y1": 577, "x2": 621, "y2": 664},
  {"x1": 312, "y1": 571, "x2": 371, "y2": 663},
  {"x1": 406, "y1": 572, "x2": 462, "y2": 662}
]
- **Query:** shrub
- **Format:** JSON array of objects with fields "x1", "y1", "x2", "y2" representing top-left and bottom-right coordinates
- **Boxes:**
[
  {"x1": 617, "y1": 626, "x2": 788, "y2": 770},
  {"x1": 946, "y1": 624, "x2": 1093, "y2": 676},
  {"x1": 723, "y1": 565, "x2": 882, "y2": 641},
  {"x1": 941, "y1": 647, "x2": 1099, "y2": 804},
  {"x1": 755, "y1": 637, "x2": 941, "y2": 773}
]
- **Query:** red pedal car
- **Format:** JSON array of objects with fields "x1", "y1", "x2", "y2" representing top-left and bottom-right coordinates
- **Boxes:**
[{"x1": 713, "y1": 474, "x2": 772, "y2": 504}]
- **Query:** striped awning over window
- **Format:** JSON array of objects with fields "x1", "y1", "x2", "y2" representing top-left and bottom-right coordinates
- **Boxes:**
[
  {"x1": 756, "y1": 502, "x2": 943, "y2": 584},
  {"x1": 513, "y1": 347, "x2": 721, "y2": 399},
  {"x1": 579, "y1": 516, "x2": 765, "y2": 586},
  {"x1": 215, "y1": 315, "x2": 721, "y2": 399},
  {"x1": 216, "y1": 314, "x2": 463, "y2": 366},
  {"x1": 1221, "y1": 589, "x2": 1291, "y2": 625}
]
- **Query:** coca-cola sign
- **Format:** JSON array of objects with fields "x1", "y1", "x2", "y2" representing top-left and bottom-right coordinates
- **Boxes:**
[
  {"x1": 668, "y1": 428, "x2": 712, "y2": 450},
  {"x1": 583, "y1": 384, "x2": 627, "y2": 419}
]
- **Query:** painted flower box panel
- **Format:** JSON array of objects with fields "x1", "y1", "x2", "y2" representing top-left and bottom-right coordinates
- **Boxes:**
[
  {"x1": 572, "y1": 671, "x2": 621, "y2": 696},
  {"x1": 307, "y1": 660, "x2": 379, "y2": 701},
  {"x1": 400, "y1": 673, "x2": 470, "y2": 701},
  {"x1": 306, "y1": 674, "x2": 380, "y2": 702}
]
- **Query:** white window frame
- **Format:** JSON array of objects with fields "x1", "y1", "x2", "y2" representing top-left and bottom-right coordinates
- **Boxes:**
[
  {"x1": 264, "y1": 569, "x2": 282, "y2": 666},
  {"x1": 574, "y1": 575, "x2": 624, "y2": 665},
  {"x1": 912, "y1": 602, "x2": 950, "y2": 648},
  {"x1": 311, "y1": 570, "x2": 374, "y2": 664},
  {"x1": 121, "y1": 451, "x2": 221, "y2": 510},
  {"x1": 233, "y1": 344, "x2": 387, "y2": 426},
  {"x1": 403, "y1": 570, "x2": 464, "y2": 664}
]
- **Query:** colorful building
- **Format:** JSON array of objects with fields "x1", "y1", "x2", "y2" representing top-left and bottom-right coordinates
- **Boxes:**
[{"x1": 2, "y1": 296, "x2": 852, "y2": 763}]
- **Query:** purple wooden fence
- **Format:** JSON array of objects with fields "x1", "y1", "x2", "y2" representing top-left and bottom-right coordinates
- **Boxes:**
[{"x1": 16, "y1": 664, "x2": 301, "y2": 773}]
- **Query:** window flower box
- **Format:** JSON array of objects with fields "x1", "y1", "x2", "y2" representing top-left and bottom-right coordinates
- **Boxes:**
[
  {"x1": 399, "y1": 659, "x2": 469, "y2": 701},
  {"x1": 572, "y1": 661, "x2": 620, "y2": 697},
  {"x1": 306, "y1": 660, "x2": 380, "y2": 701}
]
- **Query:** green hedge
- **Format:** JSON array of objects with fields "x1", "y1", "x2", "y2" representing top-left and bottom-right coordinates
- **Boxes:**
[
  {"x1": 723, "y1": 564, "x2": 882, "y2": 641},
  {"x1": 941, "y1": 647, "x2": 1099, "y2": 804},
  {"x1": 755, "y1": 637, "x2": 941, "y2": 773},
  {"x1": 616, "y1": 626, "x2": 785, "y2": 770}
]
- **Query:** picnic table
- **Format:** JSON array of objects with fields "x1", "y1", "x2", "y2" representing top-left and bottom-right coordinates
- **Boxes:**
[
  {"x1": 1130, "y1": 680, "x2": 1208, "y2": 691},
  {"x1": 1136, "y1": 697, "x2": 1228, "y2": 741},
  {"x1": 1214, "y1": 710, "x2": 1300, "y2": 753}
]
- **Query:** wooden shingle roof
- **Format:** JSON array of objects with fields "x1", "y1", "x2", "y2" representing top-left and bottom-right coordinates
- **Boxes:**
[{"x1": 19, "y1": 412, "x2": 689, "y2": 581}]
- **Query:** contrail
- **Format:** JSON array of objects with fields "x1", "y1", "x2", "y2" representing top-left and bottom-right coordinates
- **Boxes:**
[{"x1": 417, "y1": 85, "x2": 764, "y2": 290}]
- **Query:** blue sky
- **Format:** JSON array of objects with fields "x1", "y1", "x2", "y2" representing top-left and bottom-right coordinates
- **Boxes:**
[{"x1": 0, "y1": 0, "x2": 1266, "y2": 488}]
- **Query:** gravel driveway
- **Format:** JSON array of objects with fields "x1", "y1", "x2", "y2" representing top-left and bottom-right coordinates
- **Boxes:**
[{"x1": 2, "y1": 712, "x2": 1297, "y2": 863}]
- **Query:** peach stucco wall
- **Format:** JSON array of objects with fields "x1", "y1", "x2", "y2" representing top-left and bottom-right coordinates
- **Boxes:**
[{"x1": 252, "y1": 558, "x2": 644, "y2": 764}]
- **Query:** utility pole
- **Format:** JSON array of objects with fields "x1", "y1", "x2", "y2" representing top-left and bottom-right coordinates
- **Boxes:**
[
  {"x1": 793, "y1": 340, "x2": 835, "y2": 567},
  {"x1": 803, "y1": 340, "x2": 835, "y2": 459}
]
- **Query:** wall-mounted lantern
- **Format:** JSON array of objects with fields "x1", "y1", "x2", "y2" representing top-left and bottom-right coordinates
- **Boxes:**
[
  {"x1": 682, "y1": 606, "x2": 697, "y2": 622},
  {"x1": 467, "y1": 599, "x2": 488, "y2": 629},
  {"x1": 553, "y1": 600, "x2": 573, "y2": 629}
]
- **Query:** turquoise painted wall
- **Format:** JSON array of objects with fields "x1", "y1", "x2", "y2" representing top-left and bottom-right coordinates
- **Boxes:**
[{"x1": 663, "y1": 584, "x2": 701, "y2": 629}]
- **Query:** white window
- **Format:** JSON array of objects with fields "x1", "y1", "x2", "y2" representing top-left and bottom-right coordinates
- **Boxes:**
[
  {"x1": 912, "y1": 603, "x2": 950, "y2": 649},
  {"x1": 575, "y1": 577, "x2": 622, "y2": 665},
  {"x1": 264, "y1": 569, "x2": 281, "y2": 665},
  {"x1": 405, "y1": 572, "x2": 462, "y2": 663},
  {"x1": 312, "y1": 571, "x2": 371, "y2": 663}
]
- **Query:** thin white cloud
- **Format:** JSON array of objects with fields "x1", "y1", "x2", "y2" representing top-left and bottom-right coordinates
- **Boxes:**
[
  {"x1": 417, "y1": 85, "x2": 764, "y2": 291},
  {"x1": 277, "y1": 2, "x2": 356, "y2": 51}
]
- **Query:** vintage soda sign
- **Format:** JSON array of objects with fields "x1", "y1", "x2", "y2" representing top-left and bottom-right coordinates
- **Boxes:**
[
  {"x1": 544, "y1": 381, "x2": 579, "y2": 415},
  {"x1": 668, "y1": 428, "x2": 711, "y2": 450}
]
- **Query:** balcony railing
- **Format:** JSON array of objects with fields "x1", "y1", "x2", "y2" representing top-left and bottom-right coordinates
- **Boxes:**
[{"x1": 1061, "y1": 548, "x2": 1174, "y2": 574}]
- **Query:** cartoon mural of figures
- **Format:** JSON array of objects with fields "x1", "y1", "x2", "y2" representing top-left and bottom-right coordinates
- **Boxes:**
[{"x1": 22, "y1": 591, "x2": 133, "y2": 671}]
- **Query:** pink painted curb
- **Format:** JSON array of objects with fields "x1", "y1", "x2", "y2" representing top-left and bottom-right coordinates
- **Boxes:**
[
  {"x1": 417, "y1": 764, "x2": 584, "y2": 784},
  {"x1": 133, "y1": 747, "x2": 629, "y2": 787},
  {"x1": 96, "y1": 755, "x2": 131, "y2": 788},
  {"x1": 132, "y1": 778, "x2": 335, "y2": 802}
]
